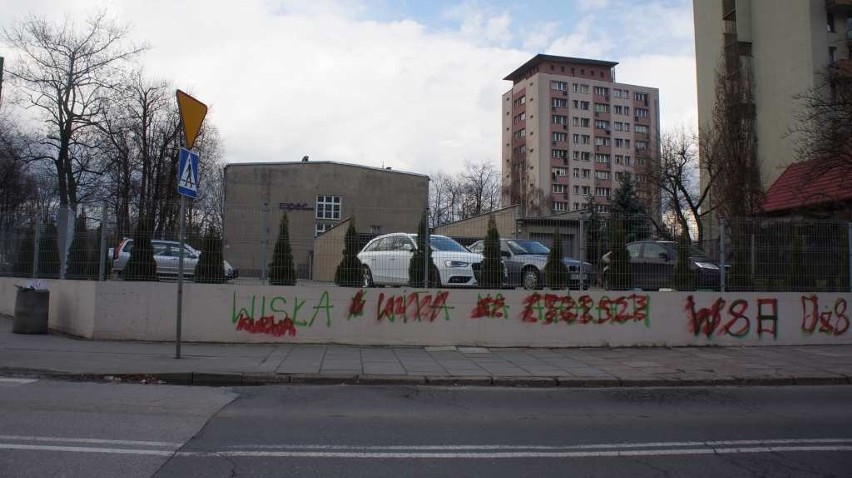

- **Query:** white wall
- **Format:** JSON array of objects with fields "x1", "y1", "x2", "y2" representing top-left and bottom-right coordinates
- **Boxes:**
[{"x1": 1, "y1": 277, "x2": 850, "y2": 347}]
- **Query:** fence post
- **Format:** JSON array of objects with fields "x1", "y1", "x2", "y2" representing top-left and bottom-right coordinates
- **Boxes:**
[
  {"x1": 98, "y1": 201, "x2": 108, "y2": 281},
  {"x1": 261, "y1": 202, "x2": 269, "y2": 282},
  {"x1": 424, "y1": 210, "x2": 430, "y2": 288},
  {"x1": 32, "y1": 213, "x2": 41, "y2": 279},
  {"x1": 719, "y1": 218, "x2": 726, "y2": 293}
]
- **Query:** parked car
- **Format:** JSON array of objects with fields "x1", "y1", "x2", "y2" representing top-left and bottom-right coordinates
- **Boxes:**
[
  {"x1": 467, "y1": 239, "x2": 591, "y2": 290},
  {"x1": 357, "y1": 233, "x2": 485, "y2": 287},
  {"x1": 601, "y1": 240, "x2": 720, "y2": 290},
  {"x1": 112, "y1": 238, "x2": 237, "y2": 281}
]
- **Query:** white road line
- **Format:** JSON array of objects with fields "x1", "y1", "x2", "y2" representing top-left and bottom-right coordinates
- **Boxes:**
[
  {"x1": 0, "y1": 435, "x2": 181, "y2": 448},
  {"x1": 229, "y1": 438, "x2": 852, "y2": 451},
  {"x1": 0, "y1": 444, "x2": 175, "y2": 456},
  {"x1": 0, "y1": 378, "x2": 37, "y2": 385}
]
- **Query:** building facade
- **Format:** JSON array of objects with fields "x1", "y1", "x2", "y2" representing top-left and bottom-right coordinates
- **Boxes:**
[
  {"x1": 501, "y1": 54, "x2": 661, "y2": 218},
  {"x1": 223, "y1": 162, "x2": 429, "y2": 280},
  {"x1": 694, "y1": 0, "x2": 852, "y2": 189}
]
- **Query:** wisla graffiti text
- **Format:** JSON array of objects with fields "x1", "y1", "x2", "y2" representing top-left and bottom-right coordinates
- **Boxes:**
[{"x1": 231, "y1": 291, "x2": 334, "y2": 336}]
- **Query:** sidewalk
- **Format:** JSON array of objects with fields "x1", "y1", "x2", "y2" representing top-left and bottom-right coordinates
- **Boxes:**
[{"x1": 2, "y1": 316, "x2": 851, "y2": 387}]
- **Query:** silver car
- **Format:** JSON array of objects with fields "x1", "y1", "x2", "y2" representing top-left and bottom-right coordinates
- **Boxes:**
[
  {"x1": 468, "y1": 239, "x2": 591, "y2": 290},
  {"x1": 112, "y1": 238, "x2": 237, "y2": 280}
]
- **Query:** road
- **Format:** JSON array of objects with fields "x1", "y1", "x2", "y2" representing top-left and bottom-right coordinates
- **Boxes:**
[{"x1": 1, "y1": 377, "x2": 850, "y2": 477}]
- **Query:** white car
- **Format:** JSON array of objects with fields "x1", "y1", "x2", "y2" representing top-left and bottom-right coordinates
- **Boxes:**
[{"x1": 357, "y1": 233, "x2": 484, "y2": 287}]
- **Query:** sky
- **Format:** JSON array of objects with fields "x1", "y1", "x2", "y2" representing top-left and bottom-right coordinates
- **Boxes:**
[{"x1": 1, "y1": 0, "x2": 697, "y2": 178}]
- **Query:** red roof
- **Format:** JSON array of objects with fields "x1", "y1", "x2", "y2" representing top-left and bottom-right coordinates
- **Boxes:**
[{"x1": 762, "y1": 158, "x2": 852, "y2": 213}]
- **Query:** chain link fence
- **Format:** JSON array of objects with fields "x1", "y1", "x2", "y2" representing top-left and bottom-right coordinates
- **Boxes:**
[{"x1": 1, "y1": 203, "x2": 849, "y2": 293}]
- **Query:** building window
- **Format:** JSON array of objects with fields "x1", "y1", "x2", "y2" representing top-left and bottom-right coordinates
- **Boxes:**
[
  {"x1": 625, "y1": 155, "x2": 633, "y2": 166},
  {"x1": 552, "y1": 115, "x2": 568, "y2": 125},
  {"x1": 635, "y1": 124, "x2": 649, "y2": 134},
  {"x1": 594, "y1": 103, "x2": 609, "y2": 113},
  {"x1": 636, "y1": 108, "x2": 649, "y2": 118},
  {"x1": 634, "y1": 92, "x2": 648, "y2": 102},
  {"x1": 551, "y1": 80, "x2": 568, "y2": 91},
  {"x1": 582, "y1": 168, "x2": 591, "y2": 178},
  {"x1": 553, "y1": 184, "x2": 568, "y2": 193},
  {"x1": 573, "y1": 202, "x2": 580, "y2": 211},
  {"x1": 580, "y1": 152, "x2": 591, "y2": 161},
  {"x1": 593, "y1": 86, "x2": 609, "y2": 96},
  {"x1": 316, "y1": 195, "x2": 341, "y2": 220},
  {"x1": 827, "y1": 11, "x2": 835, "y2": 32},
  {"x1": 572, "y1": 117, "x2": 590, "y2": 127},
  {"x1": 636, "y1": 141, "x2": 649, "y2": 150},
  {"x1": 553, "y1": 202, "x2": 568, "y2": 211},
  {"x1": 573, "y1": 168, "x2": 580, "y2": 178},
  {"x1": 615, "y1": 138, "x2": 624, "y2": 148},
  {"x1": 595, "y1": 187, "x2": 610, "y2": 197},
  {"x1": 624, "y1": 123, "x2": 630, "y2": 132},
  {"x1": 595, "y1": 171, "x2": 611, "y2": 180},
  {"x1": 552, "y1": 97, "x2": 568, "y2": 108},
  {"x1": 552, "y1": 149, "x2": 568, "y2": 159},
  {"x1": 512, "y1": 96, "x2": 525, "y2": 107},
  {"x1": 614, "y1": 154, "x2": 623, "y2": 165},
  {"x1": 552, "y1": 132, "x2": 568, "y2": 142},
  {"x1": 582, "y1": 185, "x2": 590, "y2": 195},
  {"x1": 594, "y1": 137, "x2": 611, "y2": 146},
  {"x1": 572, "y1": 83, "x2": 589, "y2": 93},
  {"x1": 579, "y1": 101, "x2": 590, "y2": 110},
  {"x1": 552, "y1": 167, "x2": 567, "y2": 177},
  {"x1": 594, "y1": 120, "x2": 610, "y2": 130},
  {"x1": 595, "y1": 153, "x2": 611, "y2": 163},
  {"x1": 315, "y1": 222, "x2": 334, "y2": 236},
  {"x1": 614, "y1": 105, "x2": 623, "y2": 115},
  {"x1": 613, "y1": 122, "x2": 623, "y2": 132}
]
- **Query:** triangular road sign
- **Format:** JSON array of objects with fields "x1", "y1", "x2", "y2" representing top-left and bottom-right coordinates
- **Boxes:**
[{"x1": 176, "y1": 90, "x2": 208, "y2": 150}]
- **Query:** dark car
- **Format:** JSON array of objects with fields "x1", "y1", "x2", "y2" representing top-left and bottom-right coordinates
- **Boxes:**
[
  {"x1": 467, "y1": 239, "x2": 591, "y2": 290},
  {"x1": 601, "y1": 240, "x2": 721, "y2": 290}
]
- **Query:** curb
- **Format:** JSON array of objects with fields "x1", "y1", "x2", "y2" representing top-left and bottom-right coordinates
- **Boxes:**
[{"x1": 2, "y1": 368, "x2": 850, "y2": 388}]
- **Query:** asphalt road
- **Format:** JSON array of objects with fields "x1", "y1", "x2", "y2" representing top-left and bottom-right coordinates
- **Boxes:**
[{"x1": 1, "y1": 377, "x2": 851, "y2": 477}]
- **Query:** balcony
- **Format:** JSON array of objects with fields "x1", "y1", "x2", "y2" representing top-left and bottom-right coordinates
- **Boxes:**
[{"x1": 826, "y1": 0, "x2": 852, "y2": 12}]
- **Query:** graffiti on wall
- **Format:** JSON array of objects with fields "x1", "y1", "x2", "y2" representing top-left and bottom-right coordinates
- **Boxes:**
[
  {"x1": 515, "y1": 293, "x2": 650, "y2": 326},
  {"x1": 374, "y1": 290, "x2": 453, "y2": 323},
  {"x1": 232, "y1": 291, "x2": 334, "y2": 337},
  {"x1": 471, "y1": 293, "x2": 509, "y2": 319},
  {"x1": 685, "y1": 295, "x2": 778, "y2": 339},
  {"x1": 801, "y1": 295, "x2": 849, "y2": 336}
]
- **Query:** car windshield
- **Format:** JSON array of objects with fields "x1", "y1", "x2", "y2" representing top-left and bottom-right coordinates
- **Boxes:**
[
  {"x1": 421, "y1": 236, "x2": 468, "y2": 252},
  {"x1": 508, "y1": 240, "x2": 550, "y2": 255}
]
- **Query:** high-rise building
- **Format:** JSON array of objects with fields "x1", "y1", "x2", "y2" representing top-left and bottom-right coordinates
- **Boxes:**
[
  {"x1": 694, "y1": 0, "x2": 852, "y2": 190},
  {"x1": 501, "y1": 54, "x2": 660, "y2": 217}
]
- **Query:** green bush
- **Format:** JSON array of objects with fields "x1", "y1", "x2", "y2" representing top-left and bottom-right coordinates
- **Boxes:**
[
  {"x1": 334, "y1": 220, "x2": 363, "y2": 287},
  {"x1": 195, "y1": 226, "x2": 226, "y2": 284},
  {"x1": 478, "y1": 214, "x2": 504, "y2": 288},
  {"x1": 13, "y1": 227, "x2": 35, "y2": 278},
  {"x1": 269, "y1": 213, "x2": 297, "y2": 286},
  {"x1": 66, "y1": 215, "x2": 99, "y2": 280},
  {"x1": 672, "y1": 230, "x2": 695, "y2": 290},
  {"x1": 123, "y1": 218, "x2": 157, "y2": 281},
  {"x1": 544, "y1": 230, "x2": 570, "y2": 289},
  {"x1": 607, "y1": 219, "x2": 631, "y2": 290},
  {"x1": 409, "y1": 211, "x2": 440, "y2": 287},
  {"x1": 37, "y1": 222, "x2": 60, "y2": 279}
]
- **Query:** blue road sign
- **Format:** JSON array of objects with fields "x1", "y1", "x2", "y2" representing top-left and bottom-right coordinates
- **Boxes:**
[{"x1": 177, "y1": 147, "x2": 199, "y2": 199}]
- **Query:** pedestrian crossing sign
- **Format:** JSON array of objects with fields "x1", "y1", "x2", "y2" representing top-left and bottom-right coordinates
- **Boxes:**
[{"x1": 178, "y1": 147, "x2": 199, "y2": 199}]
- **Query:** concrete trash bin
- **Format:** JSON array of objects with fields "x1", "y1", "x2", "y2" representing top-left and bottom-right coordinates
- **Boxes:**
[{"x1": 13, "y1": 289, "x2": 50, "y2": 334}]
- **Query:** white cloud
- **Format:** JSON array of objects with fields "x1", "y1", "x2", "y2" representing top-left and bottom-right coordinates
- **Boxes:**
[{"x1": 615, "y1": 54, "x2": 698, "y2": 131}]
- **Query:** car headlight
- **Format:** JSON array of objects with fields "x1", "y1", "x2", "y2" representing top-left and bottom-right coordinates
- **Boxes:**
[
  {"x1": 444, "y1": 260, "x2": 470, "y2": 268},
  {"x1": 695, "y1": 262, "x2": 719, "y2": 270}
]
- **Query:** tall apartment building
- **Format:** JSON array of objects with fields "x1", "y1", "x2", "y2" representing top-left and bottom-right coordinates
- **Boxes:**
[
  {"x1": 501, "y1": 54, "x2": 660, "y2": 217},
  {"x1": 694, "y1": 0, "x2": 852, "y2": 190}
]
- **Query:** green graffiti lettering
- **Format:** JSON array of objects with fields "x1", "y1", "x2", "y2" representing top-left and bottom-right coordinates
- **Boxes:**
[
  {"x1": 232, "y1": 291, "x2": 256, "y2": 323},
  {"x1": 310, "y1": 291, "x2": 334, "y2": 327}
]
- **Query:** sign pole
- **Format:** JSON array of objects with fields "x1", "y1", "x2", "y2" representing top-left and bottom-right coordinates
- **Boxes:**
[{"x1": 176, "y1": 194, "x2": 186, "y2": 359}]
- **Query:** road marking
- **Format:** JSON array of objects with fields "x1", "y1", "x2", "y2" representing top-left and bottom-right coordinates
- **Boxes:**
[
  {"x1": 0, "y1": 435, "x2": 181, "y2": 448},
  {"x1": 1, "y1": 438, "x2": 851, "y2": 459},
  {"x1": 0, "y1": 378, "x2": 37, "y2": 385}
]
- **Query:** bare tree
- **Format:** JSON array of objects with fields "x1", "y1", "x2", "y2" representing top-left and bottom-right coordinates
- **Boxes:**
[
  {"x1": 793, "y1": 64, "x2": 852, "y2": 175},
  {"x1": 458, "y1": 160, "x2": 501, "y2": 218},
  {"x1": 645, "y1": 128, "x2": 717, "y2": 243},
  {"x1": 3, "y1": 12, "x2": 144, "y2": 212}
]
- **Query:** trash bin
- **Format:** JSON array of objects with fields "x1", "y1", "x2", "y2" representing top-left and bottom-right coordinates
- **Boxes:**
[{"x1": 13, "y1": 288, "x2": 50, "y2": 334}]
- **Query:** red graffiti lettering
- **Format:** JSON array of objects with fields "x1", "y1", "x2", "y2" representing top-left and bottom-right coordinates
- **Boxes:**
[
  {"x1": 687, "y1": 296, "x2": 780, "y2": 340},
  {"x1": 520, "y1": 293, "x2": 650, "y2": 326},
  {"x1": 521, "y1": 293, "x2": 543, "y2": 323},
  {"x1": 720, "y1": 300, "x2": 750, "y2": 337},
  {"x1": 348, "y1": 289, "x2": 367, "y2": 319},
  {"x1": 685, "y1": 295, "x2": 725, "y2": 337},
  {"x1": 235, "y1": 313, "x2": 296, "y2": 337},
  {"x1": 756, "y1": 298, "x2": 778, "y2": 338},
  {"x1": 471, "y1": 293, "x2": 508, "y2": 319},
  {"x1": 377, "y1": 291, "x2": 453, "y2": 323},
  {"x1": 802, "y1": 295, "x2": 849, "y2": 336}
]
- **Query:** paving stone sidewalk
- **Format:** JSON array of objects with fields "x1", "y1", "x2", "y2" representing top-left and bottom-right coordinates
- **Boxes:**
[{"x1": 1, "y1": 316, "x2": 851, "y2": 387}]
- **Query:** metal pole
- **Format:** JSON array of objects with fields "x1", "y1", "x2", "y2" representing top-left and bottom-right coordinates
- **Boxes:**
[
  {"x1": 176, "y1": 195, "x2": 186, "y2": 359},
  {"x1": 848, "y1": 222, "x2": 852, "y2": 293},
  {"x1": 719, "y1": 218, "x2": 726, "y2": 293},
  {"x1": 424, "y1": 210, "x2": 430, "y2": 288},
  {"x1": 98, "y1": 201, "x2": 107, "y2": 281},
  {"x1": 32, "y1": 213, "x2": 41, "y2": 279}
]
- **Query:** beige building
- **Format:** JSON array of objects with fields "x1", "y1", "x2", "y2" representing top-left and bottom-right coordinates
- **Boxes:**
[
  {"x1": 694, "y1": 0, "x2": 852, "y2": 189},
  {"x1": 223, "y1": 161, "x2": 429, "y2": 280},
  {"x1": 501, "y1": 54, "x2": 661, "y2": 218}
]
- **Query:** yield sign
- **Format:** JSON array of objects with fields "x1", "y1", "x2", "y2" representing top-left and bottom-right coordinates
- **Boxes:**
[
  {"x1": 177, "y1": 148, "x2": 199, "y2": 199},
  {"x1": 176, "y1": 90, "x2": 208, "y2": 150}
]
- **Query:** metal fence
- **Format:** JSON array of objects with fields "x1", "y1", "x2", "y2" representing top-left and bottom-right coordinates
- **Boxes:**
[{"x1": 1, "y1": 203, "x2": 849, "y2": 293}]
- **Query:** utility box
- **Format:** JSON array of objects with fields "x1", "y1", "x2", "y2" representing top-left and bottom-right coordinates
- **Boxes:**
[{"x1": 13, "y1": 288, "x2": 49, "y2": 334}]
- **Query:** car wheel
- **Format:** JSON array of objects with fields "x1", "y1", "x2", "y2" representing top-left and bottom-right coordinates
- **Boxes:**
[
  {"x1": 522, "y1": 267, "x2": 541, "y2": 290},
  {"x1": 362, "y1": 266, "x2": 375, "y2": 288}
]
